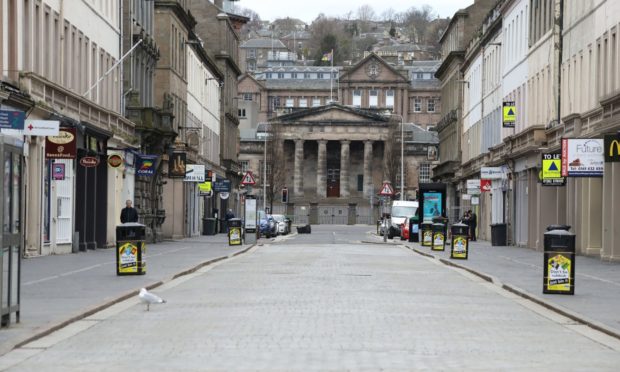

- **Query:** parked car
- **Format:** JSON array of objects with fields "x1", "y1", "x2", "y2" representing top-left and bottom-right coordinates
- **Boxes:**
[
  {"x1": 258, "y1": 210, "x2": 277, "y2": 238},
  {"x1": 387, "y1": 200, "x2": 419, "y2": 239},
  {"x1": 272, "y1": 214, "x2": 290, "y2": 235},
  {"x1": 400, "y1": 217, "x2": 410, "y2": 241}
]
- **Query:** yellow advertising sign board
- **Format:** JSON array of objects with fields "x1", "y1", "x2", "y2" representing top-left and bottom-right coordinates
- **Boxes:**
[
  {"x1": 199, "y1": 181, "x2": 212, "y2": 193},
  {"x1": 542, "y1": 159, "x2": 561, "y2": 179},
  {"x1": 502, "y1": 101, "x2": 516, "y2": 128},
  {"x1": 118, "y1": 242, "x2": 139, "y2": 274}
]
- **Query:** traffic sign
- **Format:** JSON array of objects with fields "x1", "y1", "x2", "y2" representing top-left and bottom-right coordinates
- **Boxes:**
[
  {"x1": 379, "y1": 182, "x2": 394, "y2": 196},
  {"x1": 503, "y1": 101, "x2": 516, "y2": 128},
  {"x1": 241, "y1": 171, "x2": 256, "y2": 185}
]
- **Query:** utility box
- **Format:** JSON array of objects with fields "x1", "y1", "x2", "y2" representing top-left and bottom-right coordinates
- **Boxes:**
[
  {"x1": 432, "y1": 222, "x2": 446, "y2": 251},
  {"x1": 451, "y1": 222, "x2": 469, "y2": 259},
  {"x1": 491, "y1": 223, "x2": 507, "y2": 246},
  {"x1": 116, "y1": 223, "x2": 146, "y2": 275},
  {"x1": 408, "y1": 216, "x2": 420, "y2": 243},
  {"x1": 543, "y1": 228, "x2": 576, "y2": 295},
  {"x1": 228, "y1": 218, "x2": 242, "y2": 246},
  {"x1": 421, "y1": 221, "x2": 433, "y2": 247}
]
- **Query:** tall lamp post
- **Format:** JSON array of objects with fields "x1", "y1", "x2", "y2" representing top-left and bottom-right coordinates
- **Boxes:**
[{"x1": 390, "y1": 114, "x2": 405, "y2": 201}]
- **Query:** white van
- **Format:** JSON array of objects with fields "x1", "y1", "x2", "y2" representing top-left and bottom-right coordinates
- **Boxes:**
[{"x1": 388, "y1": 200, "x2": 419, "y2": 238}]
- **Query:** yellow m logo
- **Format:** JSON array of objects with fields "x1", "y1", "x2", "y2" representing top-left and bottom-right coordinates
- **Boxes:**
[{"x1": 610, "y1": 140, "x2": 620, "y2": 157}]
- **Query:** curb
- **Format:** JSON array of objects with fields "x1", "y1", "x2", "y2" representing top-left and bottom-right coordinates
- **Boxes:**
[
  {"x1": 404, "y1": 244, "x2": 620, "y2": 341},
  {"x1": 7, "y1": 244, "x2": 257, "y2": 354}
]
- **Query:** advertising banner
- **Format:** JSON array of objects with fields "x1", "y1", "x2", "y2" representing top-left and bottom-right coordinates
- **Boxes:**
[
  {"x1": 422, "y1": 192, "x2": 442, "y2": 220},
  {"x1": 213, "y1": 179, "x2": 232, "y2": 192},
  {"x1": 45, "y1": 127, "x2": 77, "y2": 159},
  {"x1": 52, "y1": 163, "x2": 65, "y2": 180},
  {"x1": 481, "y1": 167, "x2": 505, "y2": 179},
  {"x1": 546, "y1": 254, "x2": 572, "y2": 292},
  {"x1": 561, "y1": 138, "x2": 604, "y2": 177},
  {"x1": 480, "y1": 179, "x2": 492, "y2": 192},
  {"x1": 136, "y1": 155, "x2": 158, "y2": 177}
]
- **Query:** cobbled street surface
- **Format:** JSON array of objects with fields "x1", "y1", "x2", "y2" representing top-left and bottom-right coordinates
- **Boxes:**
[{"x1": 3, "y1": 226, "x2": 620, "y2": 371}]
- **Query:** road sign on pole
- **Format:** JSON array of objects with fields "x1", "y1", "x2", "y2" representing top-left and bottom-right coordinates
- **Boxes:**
[
  {"x1": 379, "y1": 181, "x2": 394, "y2": 196},
  {"x1": 241, "y1": 171, "x2": 256, "y2": 186}
]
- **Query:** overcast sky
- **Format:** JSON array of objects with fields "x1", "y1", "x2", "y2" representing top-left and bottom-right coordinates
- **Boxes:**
[{"x1": 238, "y1": 0, "x2": 473, "y2": 23}]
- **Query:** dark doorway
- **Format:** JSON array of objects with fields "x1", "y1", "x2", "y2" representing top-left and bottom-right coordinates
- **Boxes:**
[{"x1": 326, "y1": 142, "x2": 341, "y2": 197}]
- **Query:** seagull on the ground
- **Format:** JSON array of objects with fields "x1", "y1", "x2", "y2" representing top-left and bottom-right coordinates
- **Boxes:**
[{"x1": 138, "y1": 287, "x2": 167, "y2": 311}]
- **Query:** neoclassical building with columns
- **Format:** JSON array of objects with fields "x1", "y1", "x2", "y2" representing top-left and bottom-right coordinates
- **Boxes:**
[{"x1": 239, "y1": 53, "x2": 441, "y2": 224}]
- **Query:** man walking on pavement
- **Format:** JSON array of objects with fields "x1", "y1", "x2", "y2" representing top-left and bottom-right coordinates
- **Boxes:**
[{"x1": 120, "y1": 199, "x2": 139, "y2": 223}]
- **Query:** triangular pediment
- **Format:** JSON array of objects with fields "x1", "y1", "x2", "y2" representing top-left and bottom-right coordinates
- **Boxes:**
[
  {"x1": 273, "y1": 103, "x2": 389, "y2": 124},
  {"x1": 340, "y1": 53, "x2": 408, "y2": 82}
]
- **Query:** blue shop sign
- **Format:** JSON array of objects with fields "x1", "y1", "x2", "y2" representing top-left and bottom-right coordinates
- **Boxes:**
[
  {"x1": 0, "y1": 110, "x2": 25, "y2": 130},
  {"x1": 213, "y1": 179, "x2": 231, "y2": 192}
]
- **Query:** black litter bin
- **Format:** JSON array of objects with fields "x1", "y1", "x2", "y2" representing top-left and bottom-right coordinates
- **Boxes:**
[
  {"x1": 408, "y1": 216, "x2": 420, "y2": 243},
  {"x1": 228, "y1": 218, "x2": 242, "y2": 246},
  {"x1": 546, "y1": 224, "x2": 571, "y2": 231},
  {"x1": 421, "y1": 221, "x2": 433, "y2": 247},
  {"x1": 116, "y1": 223, "x2": 146, "y2": 275},
  {"x1": 543, "y1": 228, "x2": 576, "y2": 295},
  {"x1": 451, "y1": 222, "x2": 469, "y2": 259},
  {"x1": 203, "y1": 218, "x2": 217, "y2": 235},
  {"x1": 491, "y1": 223, "x2": 507, "y2": 246},
  {"x1": 432, "y1": 222, "x2": 446, "y2": 251}
]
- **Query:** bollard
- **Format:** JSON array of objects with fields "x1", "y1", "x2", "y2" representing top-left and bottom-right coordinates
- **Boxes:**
[
  {"x1": 431, "y1": 222, "x2": 446, "y2": 251},
  {"x1": 228, "y1": 218, "x2": 242, "y2": 246},
  {"x1": 450, "y1": 222, "x2": 469, "y2": 259},
  {"x1": 543, "y1": 228, "x2": 576, "y2": 295},
  {"x1": 420, "y1": 221, "x2": 433, "y2": 246}
]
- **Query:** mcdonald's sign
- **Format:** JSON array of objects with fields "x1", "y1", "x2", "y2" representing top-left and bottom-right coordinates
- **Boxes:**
[{"x1": 604, "y1": 134, "x2": 620, "y2": 162}]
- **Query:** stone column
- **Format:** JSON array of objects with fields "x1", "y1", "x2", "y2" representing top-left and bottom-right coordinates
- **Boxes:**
[
  {"x1": 294, "y1": 139, "x2": 304, "y2": 197},
  {"x1": 340, "y1": 140, "x2": 350, "y2": 198},
  {"x1": 317, "y1": 140, "x2": 327, "y2": 198},
  {"x1": 363, "y1": 140, "x2": 373, "y2": 198}
]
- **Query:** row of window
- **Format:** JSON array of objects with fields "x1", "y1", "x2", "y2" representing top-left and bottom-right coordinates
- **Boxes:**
[
  {"x1": 240, "y1": 160, "x2": 433, "y2": 187},
  {"x1": 265, "y1": 72, "x2": 338, "y2": 79}
]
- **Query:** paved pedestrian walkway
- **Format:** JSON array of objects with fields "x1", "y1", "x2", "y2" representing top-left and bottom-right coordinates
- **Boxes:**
[
  {"x1": 399, "y1": 237, "x2": 620, "y2": 338},
  {"x1": 0, "y1": 234, "x2": 252, "y2": 356}
]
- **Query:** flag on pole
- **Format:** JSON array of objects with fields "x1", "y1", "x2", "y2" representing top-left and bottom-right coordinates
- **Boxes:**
[{"x1": 321, "y1": 50, "x2": 333, "y2": 62}]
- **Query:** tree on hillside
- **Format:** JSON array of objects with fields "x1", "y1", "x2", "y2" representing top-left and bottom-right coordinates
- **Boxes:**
[
  {"x1": 309, "y1": 15, "x2": 353, "y2": 64},
  {"x1": 402, "y1": 5, "x2": 437, "y2": 44},
  {"x1": 383, "y1": 118, "x2": 402, "y2": 190},
  {"x1": 237, "y1": 8, "x2": 262, "y2": 40},
  {"x1": 381, "y1": 8, "x2": 396, "y2": 22},
  {"x1": 357, "y1": 4, "x2": 376, "y2": 33},
  {"x1": 264, "y1": 124, "x2": 287, "y2": 212}
]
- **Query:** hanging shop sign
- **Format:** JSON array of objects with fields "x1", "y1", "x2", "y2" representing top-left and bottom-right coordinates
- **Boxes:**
[
  {"x1": 168, "y1": 152, "x2": 187, "y2": 178},
  {"x1": 199, "y1": 181, "x2": 212, "y2": 196},
  {"x1": 604, "y1": 134, "x2": 620, "y2": 162},
  {"x1": 136, "y1": 155, "x2": 158, "y2": 177},
  {"x1": 561, "y1": 138, "x2": 604, "y2": 177},
  {"x1": 466, "y1": 179, "x2": 480, "y2": 189},
  {"x1": 45, "y1": 127, "x2": 77, "y2": 159},
  {"x1": 219, "y1": 192, "x2": 230, "y2": 200},
  {"x1": 184, "y1": 164, "x2": 205, "y2": 182},
  {"x1": 480, "y1": 167, "x2": 505, "y2": 179},
  {"x1": 107, "y1": 154, "x2": 123, "y2": 168},
  {"x1": 80, "y1": 156, "x2": 100, "y2": 167},
  {"x1": 480, "y1": 179, "x2": 492, "y2": 192},
  {"x1": 213, "y1": 179, "x2": 231, "y2": 193},
  {"x1": 52, "y1": 163, "x2": 66, "y2": 180},
  {"x1": 541, "y1": 153, "x2": 566, "y2": 186},
  {"x1": 471, "y1": 196, "x2": 480, "y2": 205}
]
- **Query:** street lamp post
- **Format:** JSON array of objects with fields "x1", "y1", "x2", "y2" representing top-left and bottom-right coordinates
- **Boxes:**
[{"x1": 390, "y1": 114, "x2": 405, "y2": 201}]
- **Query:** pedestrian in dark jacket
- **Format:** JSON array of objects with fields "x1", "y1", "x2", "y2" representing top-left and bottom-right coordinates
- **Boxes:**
[
  {"x1": 469, "y1": 210, "x2": 477, "y2": 241},
  {"x1": 120, "y1": 200, "x2": 139, "y2": 223}
]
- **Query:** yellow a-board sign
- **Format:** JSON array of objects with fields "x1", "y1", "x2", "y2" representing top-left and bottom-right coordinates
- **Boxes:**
[
  {"x1": 503, "y1": 101, "x2": 516, "y2": 128},
  {"x1": 546, "y1": 254, "x2": 571, "y2": 292}
]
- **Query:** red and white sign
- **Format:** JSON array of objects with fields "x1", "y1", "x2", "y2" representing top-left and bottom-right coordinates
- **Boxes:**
[
  {"x1": 241, "y1": 171, "x2": 256, "y2": 185},
  {"x1": 480, "y1": 179, "x2": 492, "y2": 192},
  {"x1": 80, "y1": 156, "x2": 100, "y2": 167},
  {"x1": 379, "y1": 182, "x2": 394, "y2": 196}
]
